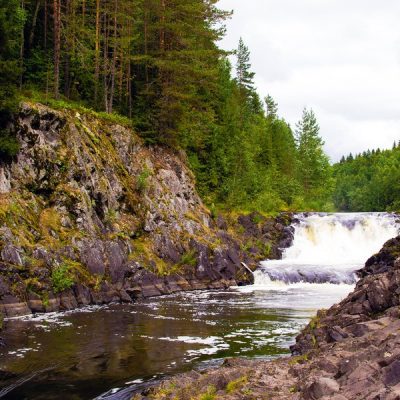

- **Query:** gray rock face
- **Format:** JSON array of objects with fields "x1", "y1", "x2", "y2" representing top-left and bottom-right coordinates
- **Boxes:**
[
  {"x1": 79, "y1": 240, "x2": 106, "y2": 276},
  {"x1": 305, "y1": 377, "x2": 340, "y2": 399},
  {"x1": 0, "y1": 103, "x2": 291, "y2": 319},
  {"x1": 1, "y1": 245, "x2": 24, "y2": 266}
]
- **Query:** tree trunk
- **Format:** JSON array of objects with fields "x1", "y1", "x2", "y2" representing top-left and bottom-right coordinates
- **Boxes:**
[
  {"x1": 144, "y1": 7, "x2": 149, "y2": 88},
  {"x1": 94, "y1": 0, "x2": 100, "y2": 104},
  {"x1": 82, "y1": 0, "x2": 85, "y2": 25},
  {"x1": 53, "y1": 0, "x2": 61, "y2": 98},
  {"x1": 160, "y1": 0, "x2": 166, "y2": 52},
  {"x1": 19, "y1": 0, "x2": 25, "y2": 89},
  {"x1": 44, "y1": 0, "x2": 48, "y2": 48},
  {"x1": 108, "y1": 0, "x2": 118, "y2": 114},
  {"x1": 29, "y1": 0, "x2": 41, "y2": 49}
]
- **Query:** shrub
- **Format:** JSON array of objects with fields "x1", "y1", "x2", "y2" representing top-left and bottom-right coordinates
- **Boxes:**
[
  {"x1": 179, "y1": 249, "x2": 197, "y2": 267},
  {"x1": 199, "y1": 386, "x2": 216, "y2": 400},
  {"x1": 51, "y1": 264, "x2": 74, "y2": 293},
  {"x1": 136, "y1": 167, "x2": 151, "y2": 192},
  {"x1": 0, "y1": 129, "x2": 19, "y2": 157}
]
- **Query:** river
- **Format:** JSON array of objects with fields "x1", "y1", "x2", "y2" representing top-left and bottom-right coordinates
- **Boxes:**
[{"x1": 0, "y1": 213, "x2": 398, "y2": 399}]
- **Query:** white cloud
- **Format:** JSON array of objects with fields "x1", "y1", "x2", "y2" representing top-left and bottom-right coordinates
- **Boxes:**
[{"x1": 217, "y1": 0, "x2": 400, "y2": 161}]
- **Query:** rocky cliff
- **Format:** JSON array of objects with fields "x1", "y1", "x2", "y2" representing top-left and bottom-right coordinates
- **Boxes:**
[
  {"x1": 0, "y1": 103, "x2": 292, "y2": 319},
  {"x1": 136, "y1": 235, "x2": 400, "y2": 400}
]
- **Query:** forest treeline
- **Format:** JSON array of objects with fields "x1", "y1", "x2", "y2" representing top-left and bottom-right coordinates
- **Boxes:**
[
  {"x1": 0, "y1": 1, "x2": 398, "y2": 212},
  {"x1": 333, "y1": 145, "x2": 400, "y2": 212}
]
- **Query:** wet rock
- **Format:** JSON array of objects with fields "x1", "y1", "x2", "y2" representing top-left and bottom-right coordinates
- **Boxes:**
[
  {"x1": 118, "y1": 289, "x2": 132, "y2": 303},
  {"x1": 74, "y1": 284, "x2": 91, "y2": 306},
  {"x1": 59, "y1": 290, "x2": 78, "y2": 310},
  {"x1": 0, "y1": 295, "x2": 31, "y2": 317},
  {"x1": 27, "y1": 292, "x2": 45, "y2": 313}
]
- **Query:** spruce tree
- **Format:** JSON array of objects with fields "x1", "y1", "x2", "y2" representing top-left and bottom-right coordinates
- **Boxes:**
[
  {"x1": 265, "y1": 95, "x2": 278, "y2": 119},
  {"x1": 295, "y1": 108, "x2": 330, "y2": 193},
  {"x1": 236, "y1": 37, "x2": 255, "y2": 92}
]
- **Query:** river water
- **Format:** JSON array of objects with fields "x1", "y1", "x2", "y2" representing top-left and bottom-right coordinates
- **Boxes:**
[{"x1": 0, "y1": 213, "x2": 398, "y2": 399}]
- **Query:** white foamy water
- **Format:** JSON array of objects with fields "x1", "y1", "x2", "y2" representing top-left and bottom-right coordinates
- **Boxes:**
[
  {"x1": 251, "y1": 212, "x2": 399, "y2": 289},
  {"x1": 284, "y1": 213, "x2": 399, "y2": 265}
]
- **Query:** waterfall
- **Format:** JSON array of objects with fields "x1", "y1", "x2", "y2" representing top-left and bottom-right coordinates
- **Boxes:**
[{"x1": 255, "y1": 213, "x2": 399, "y2": 286}]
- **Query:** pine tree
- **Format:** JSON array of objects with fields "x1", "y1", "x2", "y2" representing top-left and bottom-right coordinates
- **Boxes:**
[{"x1": 132, "y1": 0, "x2": 230, "y2": 146}]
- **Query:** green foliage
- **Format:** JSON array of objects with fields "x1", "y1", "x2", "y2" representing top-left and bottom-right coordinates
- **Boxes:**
[
  {"x1": 333, "y1": 145, "x2": 400, "y2": 211},
  {"x1": 136, "y1": 167, "x2": 151, "y2": 193},
  {"x1": 179, "y1": 249, "x2": 198, "y2": 268},
  {"x1": 226, "y1": 376, "x2": 248, "y2": 393},
  {"x1": 199, "y1": 386, "x2": 217, "y2": 400},
  {"x1": 236, "y1": 38, "x2": 255, "y2": 92},
  {"x1": 0, "y1": 0, "x2": 25, "y2": 112},
  {"x1": 0, "y1": 0, "x2": 25, "y2": 157},
  {"x1": 0, "y1": 0, "x2": 336, "y2": 213},
  {"x1": 295, "y1": 108, "x2": 332, "y2": 204},
  {"x1": 0, "y1": 129, "x2": 19, "y2": 157},
  {"x1": 51, "y1": 264, "x2": 75, "y2": 293}
]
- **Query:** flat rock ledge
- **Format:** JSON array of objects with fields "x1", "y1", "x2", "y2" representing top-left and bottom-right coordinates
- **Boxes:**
[{"x1": 133, "y1": 236, "x2": 400, "y2": 400}]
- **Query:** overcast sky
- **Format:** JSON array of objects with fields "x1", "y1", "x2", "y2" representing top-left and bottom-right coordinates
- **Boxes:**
[{"x1": 217, "y1": 0, "x2": 400, "y2": 161}]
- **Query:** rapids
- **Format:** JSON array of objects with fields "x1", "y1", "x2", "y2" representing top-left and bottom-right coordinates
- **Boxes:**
[
  {"x1": 0, "y1": 213, "x2": 398, "y2": 400},
  {"x1": 254, "y1": 212, "x2": 399, "y2": 286}
]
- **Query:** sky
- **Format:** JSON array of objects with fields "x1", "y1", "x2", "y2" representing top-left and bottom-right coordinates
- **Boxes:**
[{"x1": 217, "y1": 0, "x2": 400, "y2": 161}]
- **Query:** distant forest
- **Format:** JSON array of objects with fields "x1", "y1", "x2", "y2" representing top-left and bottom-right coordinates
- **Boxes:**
[
  {"x1": 333, "y1": 144, "x2": 400, "y2": 212},
  {"x1": 0, "y1": 0, "x2": 398, "y2": 212}
]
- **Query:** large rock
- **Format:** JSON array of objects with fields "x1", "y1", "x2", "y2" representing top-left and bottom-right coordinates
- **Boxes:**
[{"x1": 0, "y1": 103, "x2": 290, "y2": 317}]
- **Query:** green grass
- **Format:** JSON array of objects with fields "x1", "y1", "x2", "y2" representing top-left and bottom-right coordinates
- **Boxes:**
[
  {"x1": 199, "y1": 386, "x2": 216, "y2": 400},
  {"x1": 20, "y1": 89, "x2": 133, "y2": 128},
  {"x1": 226, "y1": 376, "x2": 248, "y2": 394}
]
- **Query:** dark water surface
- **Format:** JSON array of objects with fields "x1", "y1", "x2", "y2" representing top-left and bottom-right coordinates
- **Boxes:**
[{"x1": 0, "y1": 286, "x2": 351, "y2": 399}]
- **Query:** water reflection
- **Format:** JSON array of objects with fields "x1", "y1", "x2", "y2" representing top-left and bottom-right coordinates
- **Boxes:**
[{"x1": 0, "y1": 287, "x2": 351, "y2": 399}]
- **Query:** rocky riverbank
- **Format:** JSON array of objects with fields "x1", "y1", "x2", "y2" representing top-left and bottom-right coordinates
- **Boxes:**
[
  {"x1": 134, "y1": 235, "x2": 400, "y2": 400},
  {"x1": 0, "y1": 103, "x2": 293, "y2": 320}
]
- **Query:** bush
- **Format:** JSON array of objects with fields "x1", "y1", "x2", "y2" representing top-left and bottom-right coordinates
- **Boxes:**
[
  {"x1": 136, "y1": 167, "x2": 151, "y2": 192},
  {"x1": 0, "y1": 130, "x2": 19, "y2": 157},
  {"x1": 0, "y1": 104, "x2": 19, "y2": 157},
  {"x1": 51, "y1": 264, "x2": 74, "y2": 293}
]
